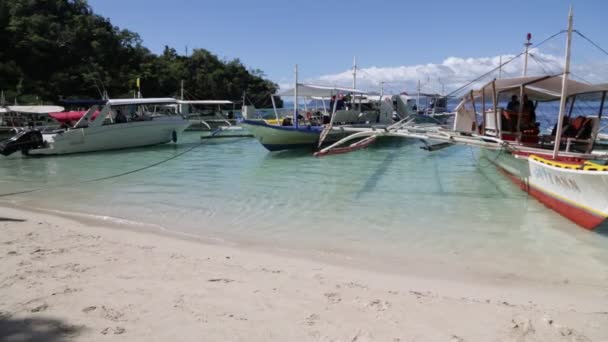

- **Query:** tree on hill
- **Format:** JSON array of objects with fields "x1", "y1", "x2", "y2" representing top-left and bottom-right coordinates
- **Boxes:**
[{"x1": 0, "y1": 0, "x2": 280, "y2": 107}]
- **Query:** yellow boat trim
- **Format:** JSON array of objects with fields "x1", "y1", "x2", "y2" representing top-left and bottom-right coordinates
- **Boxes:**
[
  {"x1": 583, "y1": 160, "x2": 608, "y2": 171},
  {"x1": 264, "y1": 118, "x2": 284, "y2": 125},
  {"x1": 529, "y1": 155, "x2": 582, "y2": 170},
  {"x1": 530, "y1": 154, "x2": 608, "y2": 172}
]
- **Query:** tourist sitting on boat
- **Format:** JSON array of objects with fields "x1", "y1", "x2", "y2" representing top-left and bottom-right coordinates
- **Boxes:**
[
  {"x1": 522, "y1": 95, "x2": 536, "y2": 121},
  {"x1": 558, "y1": 116, "x2": 593, "y2": 139},
  {"x1": 506, "y1": 95, "x2": 520, "y2": 111},
  {"x1": 520, "y1": 94, "x2": 537, "y2": 128},
  {"x1": 282, "y1": 117, "x2": 293, "y2": 126},
  {"x1": 336, "y1": 96, "x2": 345, "y2": 110},
  {"x1": 502, "y1": 95, "x2": 520, "y2": 131},
  {"x1": 115, "y1": 110, "x2": 127, "y2": 123}
]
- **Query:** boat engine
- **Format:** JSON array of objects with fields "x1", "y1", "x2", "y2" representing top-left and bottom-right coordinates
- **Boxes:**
[{"x1": 0, "y1": 130, "x2": 44, "y2": 156}]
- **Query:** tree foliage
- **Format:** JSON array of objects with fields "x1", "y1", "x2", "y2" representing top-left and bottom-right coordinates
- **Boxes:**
[{"x1": 0, "y1": 0, "x2": 279, "y2": 107}]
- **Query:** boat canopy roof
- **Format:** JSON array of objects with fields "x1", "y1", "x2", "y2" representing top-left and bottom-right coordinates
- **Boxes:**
[
  {"x1": 60, "y1": 99, "x2": 107, "y2": 106},
  {"x1": 276, "y1": 84, "x2": 368, "y2": 97},
  {"x1": 3, "y1": 105, "x2": 65, "y2": 114},
  {"x1": 474, "y1": 75, "x2": 608, "y2": 101},
  {"x1": 177, "y1": 100, "x2": 233, "y2": 105},
  {"x1": 107, "y1": 98, "x2": 178, "y2": 106}
]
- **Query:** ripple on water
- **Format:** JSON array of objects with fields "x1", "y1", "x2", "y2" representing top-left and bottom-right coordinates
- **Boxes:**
[{"x1": 1, "y1": 132, "x2": 608, "y2": 284}]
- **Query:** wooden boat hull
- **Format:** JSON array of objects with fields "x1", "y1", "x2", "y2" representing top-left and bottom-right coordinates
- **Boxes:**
[
  {"x1": 241, "y1": 120, "x2": 349, "y2": 151},
  {"x1": 483, "y1": 149, "x2": 608, "y2": 230}
]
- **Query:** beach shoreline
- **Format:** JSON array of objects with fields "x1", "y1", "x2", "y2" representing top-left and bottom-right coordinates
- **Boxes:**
[{"x1": 1, "y1": 204, "x2": 607, "y2": 341}]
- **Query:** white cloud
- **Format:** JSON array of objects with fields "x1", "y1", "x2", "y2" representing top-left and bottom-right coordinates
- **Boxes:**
[{"x1": 293, "y1": 49, "x2": 608, "y2": 96}]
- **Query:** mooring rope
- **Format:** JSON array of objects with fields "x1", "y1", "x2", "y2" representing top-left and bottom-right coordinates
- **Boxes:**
[{"x1": 0, "y1": 129, "x2": 226, "y2": 198}]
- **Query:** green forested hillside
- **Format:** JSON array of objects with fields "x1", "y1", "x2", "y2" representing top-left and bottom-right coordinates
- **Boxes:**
[{"x1": 0, "y1": 0, "x2": 279, "y2": 106}]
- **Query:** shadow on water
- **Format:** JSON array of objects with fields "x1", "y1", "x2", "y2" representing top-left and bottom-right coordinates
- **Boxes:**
[
  {"x1": 594, "y1": 221, "x2": 608, "y2": 236},
  {"x1": 356, "y1": 150, "x2": 399, "y2": 198},
  {"x1": 0, "y1": 317, "x2": 84, "y2": 342},
  {"x1": 263, "y1": 149, "x2": 315, "y2": 159}
]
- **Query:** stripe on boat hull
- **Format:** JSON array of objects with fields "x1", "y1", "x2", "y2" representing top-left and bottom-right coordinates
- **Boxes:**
[{"x1": 498, "y1": 166, "x2": 606, "y2": 230}]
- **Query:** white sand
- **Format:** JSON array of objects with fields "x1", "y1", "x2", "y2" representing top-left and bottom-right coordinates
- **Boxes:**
[{"x1": 1, "y1": 206, "x2": 607, "y2": 341}]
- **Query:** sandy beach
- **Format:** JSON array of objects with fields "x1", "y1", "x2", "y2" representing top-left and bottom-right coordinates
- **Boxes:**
[{"x1": 1, "y1": 205, "x2": 607, "y2": 342}]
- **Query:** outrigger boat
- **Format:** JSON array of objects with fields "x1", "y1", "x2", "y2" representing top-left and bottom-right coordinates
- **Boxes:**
[
  {"x1": 241, "y1": 66, "x2": 393, "y2": 151},
  {"x1": 179, "y1": 100, "x2": 237, "y2": 131},
  {"x1": 316, "y1": 9, "x2": 608, "y2": 230},
  {"x1": 178, "y1": 99, "x2": 252, "y2": 139},
  {"x1": 0, "y1": 105, "x2": 65, "y2": 137},
  {"x1": 0, "y1": 98, "x2": 190, "y2": 156}
]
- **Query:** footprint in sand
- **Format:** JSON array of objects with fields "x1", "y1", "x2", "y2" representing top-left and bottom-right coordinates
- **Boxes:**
[
  {"x1": 305, "y1": 313, "x2": 320, "y2": 326},
  {"x1": 82, "y1": 306, "x2": 97, "y2": 313},
  {"x1": 100, "y1": 306, "x2": 126, "y2": 322},
  {"x1": 509, "y1": 318, "x2": 535, "y2": 340},
  {"x1": 30, "y1": 303, "x2": 48, "y2": 313},
  {"x1": 207, "y1": 278, "x2": 234, "y2": 283},
  {"x1": 100, "y1": 326, "x2": 126, "y2": 335},
  {"x1": 324, "y1": 292, "x2": 341, "y2": 304},
  {"x1": 343, "y1": 281, "x2": 368, "y2": 290},
  {"x1": 366, "y1": 299, "x2": 390, "y2": 312}
]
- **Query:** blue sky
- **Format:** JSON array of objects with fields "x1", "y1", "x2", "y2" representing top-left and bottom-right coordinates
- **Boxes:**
[{"x1": 88, "y1": 0, "x2": 608, "y2": 93}]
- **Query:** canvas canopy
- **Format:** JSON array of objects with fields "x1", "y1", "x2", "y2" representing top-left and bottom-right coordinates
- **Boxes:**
[
  {"x1": 473, "y1": 75, "x2": 608, "y2": 102},
  {"x1": 177, "y1": 100, "x2": 233, "y2": 105},
  {"x1": 4, "y1": 105, "x2": 65, "y2": 114},
  {"x1": 107, "y1": 98, "x2": 178, "y2": 106},
  {"x1": 276, "y1": 84, "x2": 368, "y2": 97}
]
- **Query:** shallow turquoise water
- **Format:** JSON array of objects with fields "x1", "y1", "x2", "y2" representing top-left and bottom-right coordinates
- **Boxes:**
[{"x1": 1, "y1": 132, "x2": 608, "y2": 284}]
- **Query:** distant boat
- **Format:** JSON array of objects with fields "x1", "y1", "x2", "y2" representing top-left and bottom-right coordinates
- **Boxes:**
[
  {"x1": 0, "y1": 98, "x2": 189, "y2": 156},
  {"x1": 241, "y1": 82, "x2": 395, "y2": 151},
  {"x1": 178, "y1": 100, "x2": 237, "y2": 131},
  {"x1": 176, "y1": 99, "x2": 254, "y2": 139},
  {"x1": 0, "y1": 105, "x2": 65, "y2": 136}
]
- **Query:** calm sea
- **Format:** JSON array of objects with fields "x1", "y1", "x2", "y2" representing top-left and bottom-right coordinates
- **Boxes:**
[{"x1": 1, "y1": 131, "x2": 607, "y2": 285}]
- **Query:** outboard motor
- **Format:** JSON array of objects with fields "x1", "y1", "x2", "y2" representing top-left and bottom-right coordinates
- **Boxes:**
[{"x1": 0, "y1": 130, "x2": 44, "y2": 156}]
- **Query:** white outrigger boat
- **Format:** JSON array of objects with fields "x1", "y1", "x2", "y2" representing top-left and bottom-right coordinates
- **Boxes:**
[
  {"x1": 179, "y1": 100, "x2": 237, "y2": 131},
  {"x1": 179, "y1": 99, "x2": 253, "y2": 139},
  {"x1": 241, "y1": 66, "x2": 394, "y2": 151},
  {"x1": 316, "y1": 8, "x2": 608, "y2": 230},
  {"x1": 0, "y1": 105, "x2": 65, "y2": 137},
  {"x1": 0, "y1": 98, "x2": 190, "y2": 156}
]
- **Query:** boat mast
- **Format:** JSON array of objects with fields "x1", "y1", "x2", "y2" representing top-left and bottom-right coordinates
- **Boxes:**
[
  {"x1": 523, "y1": 33, "x2": 532, "y2": 76},
  {"x1": 553, "y1": 7, "x2": 574, "y2": 159},
  {"x1": 416, "y1": 80, "x2": 420, "y2": 111},
  {"x1": 294, "y1": 64, "x2": 298, "y2": 127},
  {"x1": 179, "y1": 80, "x2": 185, "y2": 114},
  {"x1": 352, "y1": 56, "x2": 357, "y2": 89},
  {"x1": 498, "y1": 56, "x2": 503, "y2": 79}
]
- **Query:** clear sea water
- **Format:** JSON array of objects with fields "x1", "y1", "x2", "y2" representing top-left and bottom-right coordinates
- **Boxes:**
[{"x1": 1, "y1": 131, "x2": 608, "y2": 286}]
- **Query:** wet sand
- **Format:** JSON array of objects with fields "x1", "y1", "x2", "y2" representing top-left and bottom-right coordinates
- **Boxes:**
[{"x1": 1, "y1": 206, "x2": 607, "y2": 341}]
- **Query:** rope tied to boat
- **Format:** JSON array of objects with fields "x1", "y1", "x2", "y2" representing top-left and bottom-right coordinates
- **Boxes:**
[{"x1": 0, "y1": 129, "x2": 228, "y2": 198}]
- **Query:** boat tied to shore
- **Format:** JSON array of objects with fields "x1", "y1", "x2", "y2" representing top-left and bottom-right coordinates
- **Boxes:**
[
  {"x1": 0, "y1": 98, "x2": 190, "y2": 156},
  {"x1": 315, "y1": 8, "x2": 608, "y2": 230},
  {"x1": 241, "y1": 63, "x2": 397, "y2": 151}
]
